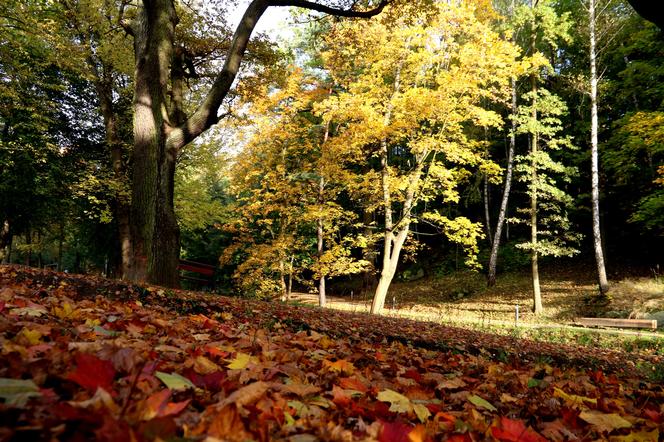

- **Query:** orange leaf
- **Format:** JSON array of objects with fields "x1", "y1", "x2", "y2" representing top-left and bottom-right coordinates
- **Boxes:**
[
  {"x1": 491, "y1": 416, "x2": 547, "y2": 442},
  {"x1": 339, "y1": 377, "x2": 369, "y2": 393},
  {"x1": 141, "y1": 389, "x2": 190, "y2": 421},
  {"x1": 323, "y1": 359, "x2": 355, "y2": 374}
]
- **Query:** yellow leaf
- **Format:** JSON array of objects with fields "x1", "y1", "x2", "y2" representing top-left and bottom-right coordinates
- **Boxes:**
[
  {"x1": 319, "y1": 336, "x2": 334, "y2": 350},
  {"x1": 579, "y1": 410, "x2": 632, "y2": 433},
  {"x1": 19, "y1": 328, "x2": 42, "y2": 346},
  {"x1": 554, "y1": 387, "x2": 597, "y2": 408},
  {"x1": 54, "y1": 302, "x2": 78, "y2": 319},
  {"x1": 500, "y1": 393, "x2": 518, "y2": 403},
  {"x1": 227, "y1": 352, "x2": 254, "y2": 370},
  {"x1": 609, "y1": 428, "x2": 659, "y2": 442},
  {"x1": 377, "y1": 389, "x2": 413, "y2": 413},
  {"x1": 413, "y1": 403, "x2": 431, "y2": 423},
  {"x1": 220, "y1": 312, "x2": 233, "y2": 321}
]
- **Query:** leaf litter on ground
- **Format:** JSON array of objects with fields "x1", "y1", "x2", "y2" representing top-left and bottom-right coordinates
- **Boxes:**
[{"x1": 0, "y1": 264, "x2": 662, "y2": 441}]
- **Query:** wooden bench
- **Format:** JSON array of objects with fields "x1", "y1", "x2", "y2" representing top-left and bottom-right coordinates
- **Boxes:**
[
  {"x1": 574, "y1": 317, "x2": 657, "y2": 330},
  {"x1": 178, "y1": 259, "x2": 216, "y2": 288}
]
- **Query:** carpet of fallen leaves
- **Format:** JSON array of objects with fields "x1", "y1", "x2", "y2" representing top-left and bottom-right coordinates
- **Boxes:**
[{"x1": 0, "y1": 265, "x2": 663, "y2": 441}]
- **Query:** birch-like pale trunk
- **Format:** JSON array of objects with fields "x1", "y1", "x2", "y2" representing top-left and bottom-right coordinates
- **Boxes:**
[
  {"x1": 287, "y1": 255, "x2": 294, "y2": 299},
  {"x1": 487, "y1": 77, "x2": 517, "y2": 287},
  {"x1": 318, "y1": 119, "x2": 331, "y2": 307},
  {"x1": 483, "y1": 173, "x2": 492, "y2": 245},
  {"x1": 530, "y1": 78, "x2": 543, "y2": 315},
  {"x1": 370, "y1": 49, "x2": 428, "y2": 314},
  {"x1": 589, "y1": 0, "x2": 610, "y2": 294},
  {"x1": 371, "y1": 61, "x2": 403, "y2": 314},
  {"x1": 487, "y1": 0, "x2": 517, "y2": 287}
]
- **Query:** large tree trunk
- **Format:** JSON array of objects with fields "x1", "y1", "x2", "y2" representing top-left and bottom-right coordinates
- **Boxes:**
[
  {"x1": 124, "y1": 0, "x2": 386, "y2": 287},
  {"x1": 589, "y1": 0, "x2": 610, "y2": 295},
  {"x1": 488, "y1": 78, "x2": 517, "y2": 287},
  {"x1": 129, "y1": 0, "x2": 180, "y2": 286}
]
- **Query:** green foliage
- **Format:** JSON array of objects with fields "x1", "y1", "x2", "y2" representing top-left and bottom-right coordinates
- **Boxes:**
[{"x1": 510, "y1": 89, "x2": 581, "y2": 258}]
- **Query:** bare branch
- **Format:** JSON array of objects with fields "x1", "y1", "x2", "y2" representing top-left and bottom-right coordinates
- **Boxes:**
[
  {"x1": 269, "y1": 0, "x2": 389, "y2": 18},
  {"x1": 168, "y1": 0, "x2": 388, "y2": 151}
]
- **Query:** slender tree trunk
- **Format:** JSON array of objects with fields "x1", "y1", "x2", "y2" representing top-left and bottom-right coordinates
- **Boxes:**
[
  {"x1": 370, "y1": 150, "x2": 424, "y2": 314},
  {"x1": 57, "y1": 221, "x2": 64, "y2": 271},
  {"x1": 279, "y1": 258, "x2": 287, "y2": 299},
  {"x1": 483, "y1": 172, "x2": 492, "y2": 244},
  {"x1": 316, "y1": 188, "x2": 325, "y2": 307},
  {"x1": 0, "y1": 220, "x2": 10, "y2": 263},
  {"x1": 287, "y1": 255, "x2": 294, "y2": 299},
  {"x1": 530, "y1": 82, "x2": 543, "y2": 315},
  {"x1": 94, "y1": 68, "x2": 133, "y2": 280},
  {"x1": 6, "y1": 237, "x2": 12, "y2": 264},
  {"x1": 318, "y1": 119, "x2": 331, "y2": 307},
  {"x1": 36, "y1": 231, "x2": 43, "y2": 268},
  {"x1": 25, "y1": 228, "x2": 31, "y2": 267},
  {"x1": 488, "y1": 78, "x2": 518, "y2": 287},
  {"x1": 589, "y1": 0, "x2": 610, "y2": 295},
  {"x1": 371, "y1": 58, "x2": 407, "y2": 314},
  {"x1": 371, "y1": 165, "x2": 424, "y2": 314},
  {"x1": 528, "y1": 2, "x2": 543, "y2": 315}
]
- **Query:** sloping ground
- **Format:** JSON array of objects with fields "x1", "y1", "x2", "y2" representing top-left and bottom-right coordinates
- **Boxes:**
[
  {"x1": 320, "y1": 267, "x2": 664, "y2": 325},
  {"x1": 0, "y1": 265, "x2": 662, "y2": 441}
]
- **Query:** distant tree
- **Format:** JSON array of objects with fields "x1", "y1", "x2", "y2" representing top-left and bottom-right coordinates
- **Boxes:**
[
  {"x1": 222, "y1": 71, "x2": 368, "y2": 301},
  {"x1": 487, "y1": 0, "x2": 572, "y2": 290},
  {"x1": 510, "y1": 89, "x2": 581, "y2": 314},
  {"x1": 320, "y1": 3, "x2": 519, "y2": 313}
]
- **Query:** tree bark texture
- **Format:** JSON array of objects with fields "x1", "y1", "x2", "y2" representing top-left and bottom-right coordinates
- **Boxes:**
[
  {"x1": 126, "y1": 0, "x2": 387, "y2": 287},
  {"x1": 589, "y1": 0, "x2": 610, "y2": 295},
  {"x1": 129, "y1": 0, "x2": 180, "y2": 286}
]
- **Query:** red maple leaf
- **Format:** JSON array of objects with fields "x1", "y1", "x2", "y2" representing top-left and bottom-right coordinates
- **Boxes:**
[
  {"x1": 491, "y1": 417, "x2": 547, "y2": 442},
  {"x1": 379, "y1": 420, "x2": 414, "y2": 442},
  {"x1": 644, "y1": 409, "x2": 662, "y2": 423},
  {"x1": 66, "y1": 353, "x2": 116, "y2": 393}
]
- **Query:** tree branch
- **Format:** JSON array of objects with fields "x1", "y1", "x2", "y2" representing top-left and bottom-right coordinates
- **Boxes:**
[
  {"x1": 269, "y1": 0, "x2": 389, "y2": 18},
  {"x1": 168, "y1": 0, "x2": 388, "y2": 152}
]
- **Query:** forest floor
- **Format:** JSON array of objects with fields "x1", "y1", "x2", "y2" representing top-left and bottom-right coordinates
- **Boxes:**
[
  {"x1": 289, "y1": 263, "x2": 664, "y2": 348},
  {"x1": 1, "y1": 264, "x2": 663, "y2": 441}
]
